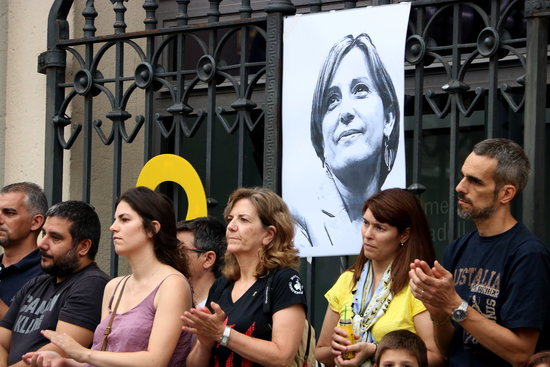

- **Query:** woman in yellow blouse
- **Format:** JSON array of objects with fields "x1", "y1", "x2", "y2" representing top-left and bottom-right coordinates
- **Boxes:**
[{"x1": 315, "y1": 188, "x2": 444, "y2": 367}]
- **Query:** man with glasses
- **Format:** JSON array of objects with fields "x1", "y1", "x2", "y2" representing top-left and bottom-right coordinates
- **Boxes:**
[{"x1": 177, "y1": 216, "x2": 227, "y2": 307}]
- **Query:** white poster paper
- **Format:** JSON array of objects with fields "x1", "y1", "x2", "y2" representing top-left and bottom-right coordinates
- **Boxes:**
[{"x1": 282, "y1": 3, "x2": 411, "y2": 257}]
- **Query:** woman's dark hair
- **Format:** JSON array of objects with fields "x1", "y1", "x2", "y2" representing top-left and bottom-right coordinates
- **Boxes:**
[
  {"x1": 117, "y1": 186, "x2": 189, "y2": 277},
  {"x1": 222, "y1": 187, "x2": 299, "y2": 280},
  {"x1": 310, "y1": 33, "x2": 400, "y2": 184},
  {"x1": 349, "y1": 188, "x2": 435, "y2": 295}
]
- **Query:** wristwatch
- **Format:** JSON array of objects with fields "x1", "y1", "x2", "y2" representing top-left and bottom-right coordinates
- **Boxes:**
[
  {"x1": 219, "y1": 326, "x2": 231, "y2": 346},
  {"x1": 451, "y1": 299, "x2": 469, "y2": 323}
]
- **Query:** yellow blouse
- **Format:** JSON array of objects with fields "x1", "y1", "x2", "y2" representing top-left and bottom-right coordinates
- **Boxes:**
[{"x1": 325, "y1": 271, "x2": 426, "y2": 342}]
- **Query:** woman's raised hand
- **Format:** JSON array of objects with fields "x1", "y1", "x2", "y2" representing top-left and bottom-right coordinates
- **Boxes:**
[
  {"x1": 181, "y1": 301, "x2": 226, "y2": 345},
  {"x1": 40, "y1": 330, "x2": 88, "y2": 362}
]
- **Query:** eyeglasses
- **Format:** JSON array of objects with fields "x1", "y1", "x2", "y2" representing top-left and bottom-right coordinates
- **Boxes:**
[{"x1": 182, "y1": 248, "x2": 209, "y2": 254}]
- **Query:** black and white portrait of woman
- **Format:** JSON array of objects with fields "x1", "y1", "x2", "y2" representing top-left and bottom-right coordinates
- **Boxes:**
[{"x1": 282, "y1": 4, "x2": 410, "y2": 257}]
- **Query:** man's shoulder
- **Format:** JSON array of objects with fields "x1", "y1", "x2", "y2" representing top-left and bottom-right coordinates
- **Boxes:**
[
  {"x1": 65, "y1": 263, "x2": 110, "y2": 284},
  {"x1": 78, "y1": 262, "x2": 110, "y2": 278},
  {"x1": 446, "y1": 223, "x2": 548, "y2": 265},
  {"x1": 450, "y1": 223, "x2": 544, "y2": 247},
  {"x1": 0, "y1": 250, "x2": 44, "y2": 299},
  {"x1": 0, "y1": 249, "x2": 41, "y2": 272},
  {"x1": 15, "y1": 273, "x2": 54, "y2": 297},
  {"x1": 508, "y1": 222, "x2": 546, "y2": 245},
  {"x1": 491, "y1": 222, "x2": 547, "y2": 255},
  {"x1": 17, "y1": 248, "x2": 42, "y2": 267},
  {"x1": 23, "y1": 272, "x2": 51, "y2": 286}
]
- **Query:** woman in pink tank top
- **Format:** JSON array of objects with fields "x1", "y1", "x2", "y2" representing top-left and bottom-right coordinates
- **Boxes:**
[{"x1": 23, "y1": 187, "x2": 194, "y2": 367}]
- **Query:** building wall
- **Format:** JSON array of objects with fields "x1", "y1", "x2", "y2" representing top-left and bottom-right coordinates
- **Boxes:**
[
  {"x1": 0, "y1": 0, "x2": 147, "y2": 273},
  {"x1": 2, "y1": 0, "x2": 53, "y2": 187},
  {"x1": 0, "y1": 0, "x2": 8, "y2": 186}
]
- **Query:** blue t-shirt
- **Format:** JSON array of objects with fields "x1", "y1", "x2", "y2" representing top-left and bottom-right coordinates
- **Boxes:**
[
  {"x1": 0, "y1": 249, "x2": 43, "y2": 306},
  {"x1": 444, "y1": 223, "x2": 550, "y2": 367}
]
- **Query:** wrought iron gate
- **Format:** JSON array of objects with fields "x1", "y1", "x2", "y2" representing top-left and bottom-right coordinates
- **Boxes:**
[{"x1": 40, "y1": 0, "x2": 548, "y2": 327}]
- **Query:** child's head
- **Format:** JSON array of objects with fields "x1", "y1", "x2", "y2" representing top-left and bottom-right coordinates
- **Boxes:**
[
  {"x1": 374, "y1": 330, "x2": 427, "y2": 367},
  {"x1": 526, "y1": 351, "x2": 550, "y2": 367}
]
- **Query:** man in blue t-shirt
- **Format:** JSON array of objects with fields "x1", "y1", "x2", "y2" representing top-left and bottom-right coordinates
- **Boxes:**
[
  {"x1": 409, "y1": 138, "x2": 550, "y2": 367},
  {"x1": 0, "y1": 182, "x2": 48, "y2": 319}
]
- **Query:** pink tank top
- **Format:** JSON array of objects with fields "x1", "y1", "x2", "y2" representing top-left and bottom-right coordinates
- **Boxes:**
[{"x1": 87, "y1": 275, "x2": 193, "y2": 367}]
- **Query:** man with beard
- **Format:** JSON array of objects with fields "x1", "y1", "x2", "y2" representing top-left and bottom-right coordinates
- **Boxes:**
[
  {"x1": 0, "y1": 182, "x2": 48, "y2": 319},
  {"x1": 0, "y1": 201, "x2": 109, "y2": 367},
  {"x1": 409, "y1": 138, "x2": 550, "y2": 367}
]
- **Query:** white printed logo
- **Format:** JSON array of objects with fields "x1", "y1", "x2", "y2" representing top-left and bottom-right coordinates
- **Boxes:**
[{"x1": 289, "y1": 275, "x2": 304, "y2": 295}]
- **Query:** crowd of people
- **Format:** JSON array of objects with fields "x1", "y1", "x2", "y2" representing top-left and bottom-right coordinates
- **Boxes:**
[{"x1": 0, "y1": 138, "x2": 548, "y2": 367}]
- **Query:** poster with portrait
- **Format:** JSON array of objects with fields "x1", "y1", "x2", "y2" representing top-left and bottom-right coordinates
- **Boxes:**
[{"x1": 282, "y1": 3, "x2": 410, "y2": 257}]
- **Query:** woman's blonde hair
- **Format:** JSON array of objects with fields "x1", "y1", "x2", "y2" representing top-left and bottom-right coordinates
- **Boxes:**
[{"x1": 222, "y1": 187, "x2": 299, "y2": 280}]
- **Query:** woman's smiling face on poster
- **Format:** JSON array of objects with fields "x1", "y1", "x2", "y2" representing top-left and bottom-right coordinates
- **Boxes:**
[{"x1": 321, "y1": 46, "x2": 385, "y2": 174}]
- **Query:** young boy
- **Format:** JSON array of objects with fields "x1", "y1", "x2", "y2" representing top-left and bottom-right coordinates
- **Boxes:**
[{"x1": 374, "y1": 330, "x2": 428, "y2": 367}]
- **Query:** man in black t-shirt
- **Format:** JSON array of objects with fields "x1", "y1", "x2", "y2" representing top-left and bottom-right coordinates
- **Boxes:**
[
  {"x1": 0, "y1": 201, "x2": 109, "y2": 367},
  {"x1": 409, "y1": 138, "x2": 550, "y2": 367}
]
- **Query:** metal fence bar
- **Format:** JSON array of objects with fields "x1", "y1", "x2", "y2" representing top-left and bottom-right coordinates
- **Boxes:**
[
  {"x1": 523, "y1": 3, "x2": 549, "y2": 239},
  {"x1": 40, "y1": 0, "x2": 547, "y2": 322},
  {"x1": 41, "y1": 0, "x2": 73, "y2": 206},
  {"x1": 143, "y1": 1, "x2": 158, "y2": 161}
]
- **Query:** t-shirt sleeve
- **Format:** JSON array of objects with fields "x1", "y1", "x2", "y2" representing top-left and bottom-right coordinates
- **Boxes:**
[
  {"x1": 270, "y1": 268, "x2": 307, "y2": 315},
  {"x1": 324, "y1": 271, "x2": 353, "y2": 315},
  {"x1": 58, "y1": 274, "x2": 109, "y2": 331},
  {"x1": 499, "y1": 242, "x2": 550, "y2": 330}
]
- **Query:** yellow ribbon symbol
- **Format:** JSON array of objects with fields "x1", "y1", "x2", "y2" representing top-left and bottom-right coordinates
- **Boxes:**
[{"x1": 136, "y1": 154, "x2": 207, "y2": 219}]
